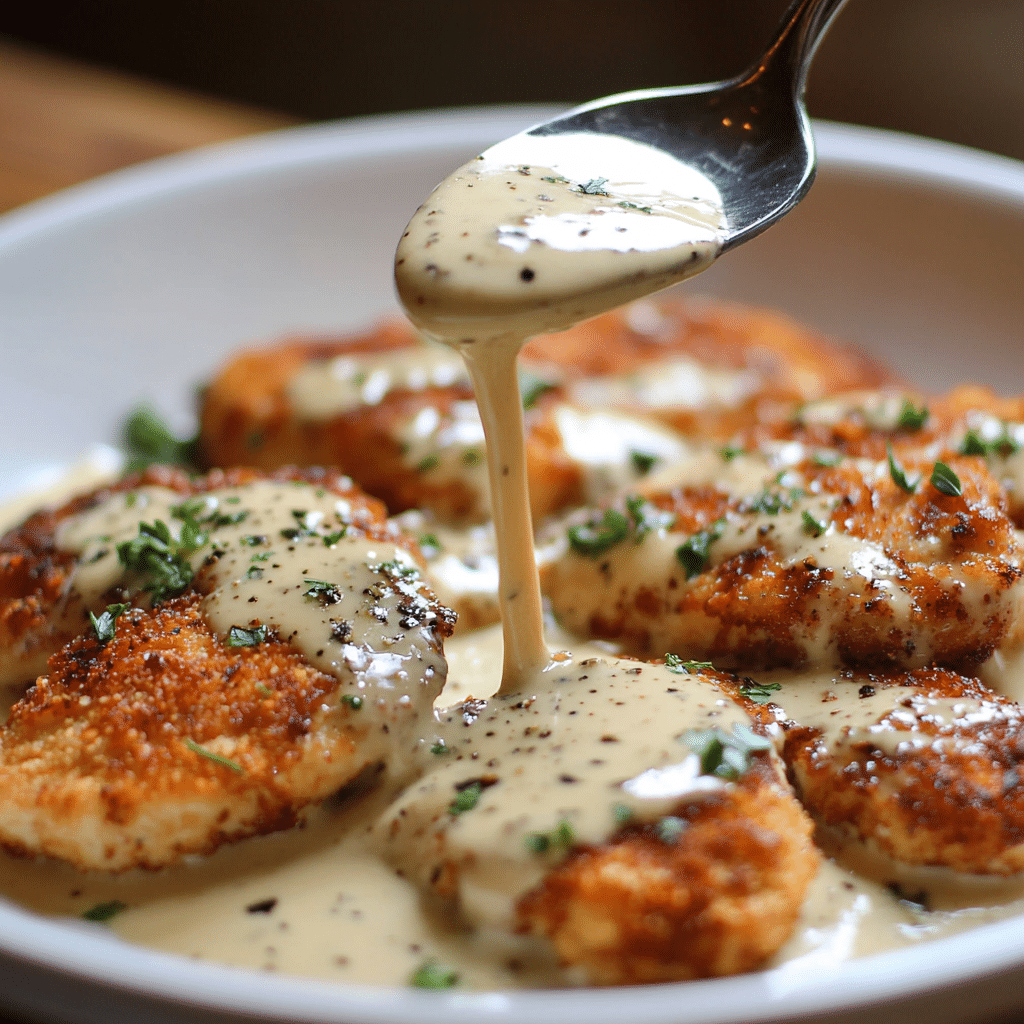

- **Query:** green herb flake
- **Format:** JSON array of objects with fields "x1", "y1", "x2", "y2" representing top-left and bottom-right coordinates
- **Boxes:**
[
  {"x1": 624, "y1": 494, "x2": 672, "y2": 542},
  {"x1": 448, "y1": 780, "x2": 483, "y2": 816},
  {"x1": 255, "y1": 683, "x2": 274, "y2": 698},
  {"x1": 82, "y1": 900, "x2": 127, "y2": 923},
  {"x1": 576, "y1": 176, "x2": 609, "y2": 195},
  {"x1": 519, "y1": 373, "x2": 558, "y2": 410},
  {"x1": 630, "y1": 450, "x2": 658, "y2": 475},
  {"x1": 612, "y1": 802, "x2": 633, "y2": 825},
  {"x1": 525, "y1": 819, "x2": 575, "y2": 855},
  {"x1": 185, "y1": 738, "x2": 244, "y2": 773},
  {"x1": 801, "y1": 509, "x2": 828, "y2": 537},
  {"x1": 410, "y1": 961, "x2": 459, "y2": 990},
  {"x1": 887, "y1": 445, "x2": 918, "y2": 493},
  {"x1": 304, "y1": 579, "x2": 341, "y2": 604},
  {"x1": 431, "y1": 741, "x2": 450, "y2": 755},
  {"x1": 655, "y1": 816, "x2": 686, "y2": 846},
  {"x1": 418, "y1": 533, "x2": 442, "y2": 558},
  {"x1": 416, "y1": 455, "x2": 440, "y2": 473},
  {"x1": 675, "y1": 519, "x2": 724, "y2": 579},
  {"x1": 720, "y1": 445, "x2": 745, "y2": 462},
  {"x1": 738, "y1": 679, "x2": 782, "y2": 704},
  {"x1": 461, "y1": 448, "x2": 483, "y2": 466},
  {"x1": 122, "y1": 407, "x2": 199, "y2": 473},
  {"x1": 568, "y1": 509, "x2": 630, "y2": 557},
  {"x1": 225, "y1": 624, "x2": 268, "y2": 647},
  {"x1": 930, "y1": 461, "x2": 963, "y2": 496},
  {"x1": 322, "y1": 529, "x2": 347, "y2": 547},
  {"x1": 89, "y1": 602, "x2": 129, "y2": 645},
  {"x1": 813, "y1": 449, "x2": 842, "y2": 467},
  {"x1": 617, "y1": 200, "x2": 652, "y2": 213},
  {"x1": 340, "y1": 694, "x2": 364, "y2": 710},
  {"x1": 679, "y1": 724, "x2": 772, "y2": 781},
  {"x1": 664, "y1": 653, "x2": 714, "y2": 675},
  {"x1": 897, "y1": 400, "x2": 929, "y2": 431},
  {"x1": 116, "y1": 519, "x2": 198, "y2": 603},
  {"x1": 540, "y1": 174, "x2": 569, "y2": 185}
]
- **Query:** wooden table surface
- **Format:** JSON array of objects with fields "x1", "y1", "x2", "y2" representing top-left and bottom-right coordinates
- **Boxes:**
[{"x1": 0, "y1": 37, "x2": 298, "y2": 217}]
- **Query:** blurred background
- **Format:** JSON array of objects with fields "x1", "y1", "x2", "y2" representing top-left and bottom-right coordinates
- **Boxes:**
[{"x1": 0, "y1": 0, "x2": 1021, "y2": 214}]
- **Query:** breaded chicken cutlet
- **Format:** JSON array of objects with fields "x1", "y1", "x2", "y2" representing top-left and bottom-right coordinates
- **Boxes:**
[
  {"x1": 543, "y1": 402, "x2": 1024, "y2": 673},
  {"x1": 0, "y1": 465, "x2": 455, "y2": 870},
  {"x1": 197, "y1": 298, "x2": 893, "y2": 527}
]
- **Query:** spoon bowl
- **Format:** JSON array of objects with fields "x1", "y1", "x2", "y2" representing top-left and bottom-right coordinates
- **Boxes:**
[{"x1": 494, "y1": 0, "x2": 847, "y2": 252}]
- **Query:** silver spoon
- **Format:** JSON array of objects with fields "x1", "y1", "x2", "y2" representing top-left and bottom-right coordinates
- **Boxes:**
[{"x1": 514, "y1": 0, "x2": 848, "y2": 253}]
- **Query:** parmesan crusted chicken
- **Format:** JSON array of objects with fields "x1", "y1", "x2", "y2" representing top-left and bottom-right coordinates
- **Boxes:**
[
  {"x1": 197, "y1": 298, "x2": 892, "y2": 528},
  {"x1": 375, "y1": 658, "x2": 819, "y2": 985},
  {"x1": 543, "y1": 425, "x2": 1024, "y2": 674},
  {"x1": 731, "y1": 669, "x2": 1024, "y2": 877},
  {"x1": 0, "y1": 466, "x2": 455, "y2": 870}
]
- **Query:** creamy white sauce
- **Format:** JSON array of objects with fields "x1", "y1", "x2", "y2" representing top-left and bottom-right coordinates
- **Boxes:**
[{"x1": 395, "y1": 132, "x2": 724, "y2": 344}]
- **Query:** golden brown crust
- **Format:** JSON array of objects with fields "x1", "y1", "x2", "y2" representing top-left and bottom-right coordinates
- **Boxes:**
[
  {"x1": 544, "y1": 437, "x2": 1024, "y2": 674},
  {"x1": 762, "y1": 669, "x2": 1024, "y2": 876},
  {"x1": 197, "y1": 298, "x2": 895, "y2": 527},
  {"x1": 515, "y1": 756, "x2": 819, "y2": 984}
]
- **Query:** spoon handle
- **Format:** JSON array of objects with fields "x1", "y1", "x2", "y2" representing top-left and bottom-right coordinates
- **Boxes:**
[{"x1": 759, "y1": 0, "x2": 849, "y2": 97}]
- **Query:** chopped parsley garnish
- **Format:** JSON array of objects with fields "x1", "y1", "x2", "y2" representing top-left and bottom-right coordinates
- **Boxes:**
[
  {"x1": 304, "y1": 579, "x2": 342, "y2": 604},
  {"x1": 664, "y1": 653, "x2": 713, "y2": 674},
  {"x1": 897, "y1": 400, "x2": 929, "y2": 431},
  {"x1": 255, "y1": 683, "x2": 274, "y2": 698},
  {"x1": 416, "y1": 455, "x2": 440, "y2": 473},
  {"x1": 340, "y1": 694, "x2": 364, "y2": 710},
  {"x1": 519, "y1": 372, "x2": 558, "y2": 409},
  {"x1": 82, "y1": 900, "x2": 127, "y2": 923},
  {"x1": 461, "y1": 448, "x2": 482, "y2": 465},
  {"x1": 887, "y1": 445, "x2": 917, "y2": 493},
  {"x1": 958, "y1": 426, "x2": 1021, "y2": 457},
  {"x1": 801, "y1": 509, "x2": 828, "y2": 537},
  {"x1": 225, "y1": 624, "x2": 268, "y2": 647},
  {"x1": 630, "y1": 450, "x2": 658, "y2": 475},
  {"x1": 813, "y1": 449, "x2": 842, "y2": 467},
  {"x1": 679, "y1": 724, "x2": 772, "y2": 781},
  {"x1": 410, "y1": 961, "x2": 459, "y2": 989},
  {"x1": 116, "y1": 520, "x2": 198, "y2": 603},
  {"x1": 241, "y1": 534, "x2": 268, "y2": 547},
  {"x1": 540, "y1": 174, "x2": 569, "y2": 185},
  {"x1": 418, "y1": 533, "x2": 442, "y2": 558},
  {"x1": 720, "y1": 445, "x2": 745, "y2": 462},
  {"x1": 567, "y1": 509, "x2": 630, "y2": 556},
  {"x1": 675, "y1": 519, "x2": 725, "y2": 579},
  {"x1": 930, "y1": 461, "x2": 962, "y2": 496},
  {"x1": 525, "y1": 819, "x2": 575, "y2": 855},
  {"x1": 612, "y1": 802, "x2": 633, "y2": 825},
  {"x1": 185, "y1": 739, "x2": 243, "y2": 773},
  {"x1": 654, "y1": 816, "x2": 686, "y2": 846},
  {"x1": 575, "y1": 176, "x2": 609, "y2": 195},
  {"x1": 89, "y1": 602, "x2": 129, "y2": 645},
  {"x1": 322, "y1": 529, "x2": 346, "y2": 547},
  {"x1": 740, "y1": 483, "x2": 802, "y2": 515},
  {"x1": 431, "y1": 741, "x2": 450, "y2": 755},
  {"x1": 738, "y1": 679, "x2": 783, "y2": 704},
  {"x1": 617, "y1": 200, "x2": 652, "y2": 213},
  {"x1": 624, "y1": 494, "x2": 672, "y2": 541},
  {"x1": 448, "y1": 781, "x2": 483, "y2": 815},
  {"x1": 121, "y1": 407, "x2": 199, "y2": 473}
]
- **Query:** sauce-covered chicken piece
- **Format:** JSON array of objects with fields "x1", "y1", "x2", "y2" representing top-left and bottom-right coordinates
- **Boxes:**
[
  {"x1": 733, "y1": 668, "x2": 1024, "y2": 877},
  {"x1": 197, "y1": 298, "x2": 892, "y2": 528},
  {"x1": 0, "y1": 467, "x2": 455, "y2": 870},
  {"x1": 375, "y1": 658, "x2": 819, "y2": 985},
  {"x1": 544, "y1": 428, "x2": 1024, "y2": 675}
]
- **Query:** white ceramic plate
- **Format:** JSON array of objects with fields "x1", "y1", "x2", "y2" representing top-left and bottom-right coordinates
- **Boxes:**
[{"x1": 0, "y1": 107, "x2": 1023, "y2": 1024}]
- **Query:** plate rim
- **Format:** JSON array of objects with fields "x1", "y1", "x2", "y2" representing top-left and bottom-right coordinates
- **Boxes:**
[{"x1": 0, "y1": 106, "x2": 1023, "y2": 1023}]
